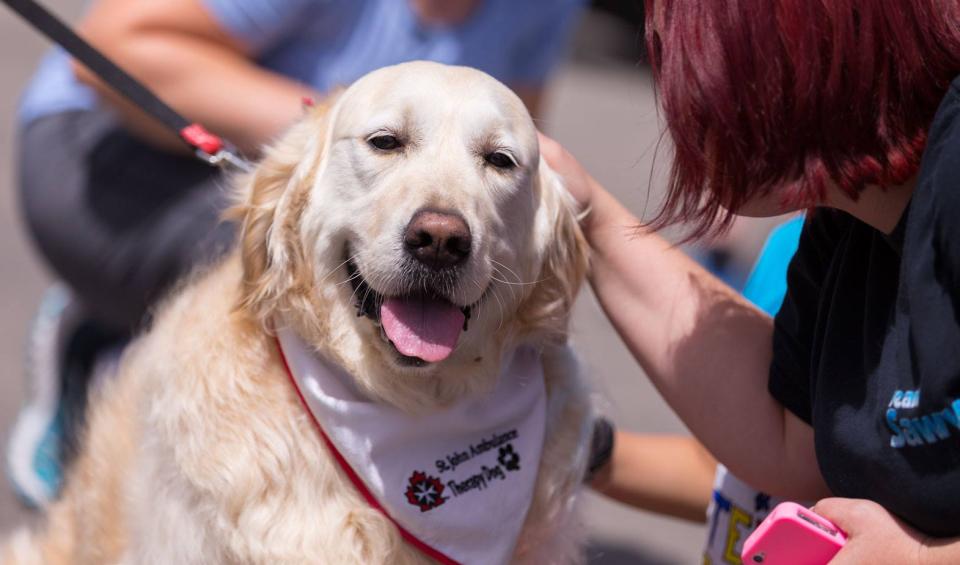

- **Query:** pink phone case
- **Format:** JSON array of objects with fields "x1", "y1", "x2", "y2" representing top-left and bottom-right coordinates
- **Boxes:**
[{"x1": 741, "y1": 502, "x2": 846, "y2": 565}]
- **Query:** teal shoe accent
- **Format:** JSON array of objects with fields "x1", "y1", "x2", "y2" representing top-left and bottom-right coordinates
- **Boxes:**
[
  {"x1": 30, "y1": 406, "x2": 64, "y2": 500},
  {"x1": 6, "y1": 284, "x2": 76, "y2": 508}
]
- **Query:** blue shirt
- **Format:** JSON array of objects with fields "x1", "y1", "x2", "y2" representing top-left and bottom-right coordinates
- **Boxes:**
[
  {"x1": 741, "y1": 215, "x2": 804, "y2": 316},
  {"x1": 19, "y1": 0, "x2": 583, "y2": 125}
]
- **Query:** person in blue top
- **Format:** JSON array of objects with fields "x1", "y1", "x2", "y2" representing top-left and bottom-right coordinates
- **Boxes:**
[{"x1": 8, "y1": 0, "x2": 584, "y2": 507}]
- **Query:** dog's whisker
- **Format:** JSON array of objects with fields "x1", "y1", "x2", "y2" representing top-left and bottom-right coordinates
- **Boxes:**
[
  {"x1": 491, "y1": 267, "x2": 516, "y2": 305},
  {"x1": 490, "y1": 261, "x2": 535, "y2": 306},
  {"x1": 490, "y1": 265, "x2": 546, "y2": 286},
  {"x1": 491, "y1": 259, "x2": 525, "y2": 284},
  {"x1": 345, "y1": 269, "x2": 368, "y2": 307},
  {"x1": 489, "y1": 258, "x2": 514, "y2": 274},
  {"x1": 347, "y1": 285, "x2": 363, "y2": 311},
  {"x1": 490, "y1": 285, "x2": 506, "y2": 332},
  {"x1": 359, "y1": 282, "x2": 376, "y2": 310},
  {"x1": 469, "y1": 279, "x2": 486, "y2": 326},
  {"x1": 321, "y1": 254, "x2": 359, "y2": 285},
  {"x1": 363, "y1": 271, "x2": 388, "y2": 293},
  {"x1": 489, "y1": 273, "x2": 542, "y2": 287},
  {"x1": 336, "y1": 271, "x2": 364, "y2": 287},
  {"x1": 489, "y1": 275, "x2": 525, "y2": 286},
  {"x1": 492, "y1": 266, "x2": 525, "y2": 305}
]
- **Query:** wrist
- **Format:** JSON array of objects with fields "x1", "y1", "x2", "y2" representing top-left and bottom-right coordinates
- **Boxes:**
[
  {"x1": 579, "y1": 183, "x2": 618, "y2": 236},
  {"x1": 585, "y1": 417, "x2": 615, "y2": 484},
  {"x1": 917, "y1": 534, "x2": 960, "y2": 565}
]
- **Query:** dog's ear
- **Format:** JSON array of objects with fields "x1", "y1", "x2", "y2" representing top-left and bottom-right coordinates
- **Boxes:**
[
  {"x1": 227, "y1": 94, "x2": 340, "y2": 326},
  {"x1": 515, "y1": 164, "x2": 590, "y2": 342}
]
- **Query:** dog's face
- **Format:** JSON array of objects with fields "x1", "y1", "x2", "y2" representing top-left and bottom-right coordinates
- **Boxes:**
[{"x1": 236, "y1": 62, "x2": 586, "y2": 404}]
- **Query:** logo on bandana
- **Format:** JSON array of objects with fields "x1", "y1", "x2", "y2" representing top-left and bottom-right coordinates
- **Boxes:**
[
  {"x1": 405, "y1": 471, "x2": 448, "y2": 512},
  {"x1": 497, "y1": 444, "x2": 521, "y2": 471}
]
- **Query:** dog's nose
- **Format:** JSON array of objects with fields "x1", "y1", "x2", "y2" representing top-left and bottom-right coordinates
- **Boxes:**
[{"x1": 403, "y1": 209, "x2": 472, "y2": 270}]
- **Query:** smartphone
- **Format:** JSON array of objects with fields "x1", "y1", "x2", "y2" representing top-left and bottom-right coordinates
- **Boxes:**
[{"x1": 741, "y1": 502, "x2": 847, "y2": 565}]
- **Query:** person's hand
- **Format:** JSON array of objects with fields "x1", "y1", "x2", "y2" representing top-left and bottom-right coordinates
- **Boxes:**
[
  {"x1": 813, "y1": 498, "x2": 925, "y2": 564},
  {"x1": 537, "y1": 132, "x2": 598, "y2": 216}
]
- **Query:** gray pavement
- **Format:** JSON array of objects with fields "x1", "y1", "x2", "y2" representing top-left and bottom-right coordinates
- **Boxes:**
[{"x1": 0, "y1": 4, "x2": 708, "y2": 562}]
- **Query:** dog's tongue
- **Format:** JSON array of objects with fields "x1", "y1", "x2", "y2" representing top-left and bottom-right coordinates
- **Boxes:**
[{"x1": 380, "y1": 296, "x2": 465, "y2": 363}]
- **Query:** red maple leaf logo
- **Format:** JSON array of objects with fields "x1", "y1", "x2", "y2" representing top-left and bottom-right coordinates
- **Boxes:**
[{"x1": 405, "y1": 470, "x2": 447, "y2": 512}]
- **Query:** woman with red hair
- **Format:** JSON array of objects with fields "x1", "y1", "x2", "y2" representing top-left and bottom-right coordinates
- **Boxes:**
[{"x1": 549, "y1": 0, "x2": 960, "y2": 560}]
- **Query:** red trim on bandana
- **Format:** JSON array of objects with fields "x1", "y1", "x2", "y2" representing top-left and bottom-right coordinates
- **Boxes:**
[{"x1": 276, "y1": 338, "x2": 461, "y2": 565}]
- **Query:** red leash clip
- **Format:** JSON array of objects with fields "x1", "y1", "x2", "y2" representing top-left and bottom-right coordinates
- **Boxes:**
[
  {"x1": 180, "y1": 123, "x2": 224, "y2": 155},
  {"x1": 179, "y1": 123, "x2": 251, "y2": 172}
]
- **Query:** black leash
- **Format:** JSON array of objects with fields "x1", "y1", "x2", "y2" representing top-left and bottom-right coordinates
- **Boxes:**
[{"x1": 2, "y1": 0, "x2": 252, "y2": 172}]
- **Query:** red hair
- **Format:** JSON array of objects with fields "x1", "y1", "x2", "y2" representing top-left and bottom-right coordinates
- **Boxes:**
[{"x1": 645, "y1": 0, "x2": 960, "y2": 237}]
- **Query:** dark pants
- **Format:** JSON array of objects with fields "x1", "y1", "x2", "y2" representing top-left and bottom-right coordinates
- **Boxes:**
[{"x1": 18, "y1": 109, "x2": 237, "y2": 332}]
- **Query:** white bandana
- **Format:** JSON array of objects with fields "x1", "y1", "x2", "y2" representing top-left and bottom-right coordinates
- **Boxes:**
[{"x1": 276, "y1": 326, "x2": 547, "y2": 565}]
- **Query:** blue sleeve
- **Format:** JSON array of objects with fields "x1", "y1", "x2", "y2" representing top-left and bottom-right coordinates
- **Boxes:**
[
  {"x1": 200, "y1": 0, "x2": 318, "y2": 53},
  {"x1": 741, "y1": 216, "x2": 804, "y2": 317},
  {"x1": 508, "y1": 0, "x2": 585, "y2": 85}
]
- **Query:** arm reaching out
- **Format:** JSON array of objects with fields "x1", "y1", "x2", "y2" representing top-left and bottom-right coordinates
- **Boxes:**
[
  {"x1": 72, "y1": 0, "x2": 317, "y2": 153},
  {"x1": 590, "y1": 431, "x2": 716, "y2": 522},
  {"x1": 541, "y1": 135, "x2": 829, "y2": 500}
]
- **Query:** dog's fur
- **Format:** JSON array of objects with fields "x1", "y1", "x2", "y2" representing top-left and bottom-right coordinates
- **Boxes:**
[{"x1": 3, "y1": 61, "x2": 591, "y2": 564}]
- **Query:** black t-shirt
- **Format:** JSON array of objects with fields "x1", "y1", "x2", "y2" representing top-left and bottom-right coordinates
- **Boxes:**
[{"x1": 769, "y1": 77, "x2": 960, "y2": 538}]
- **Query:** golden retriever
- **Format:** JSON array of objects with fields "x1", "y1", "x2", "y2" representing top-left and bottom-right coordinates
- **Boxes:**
[{"x1": 3, "y1": 61, "x2": 591, "y2": 564}]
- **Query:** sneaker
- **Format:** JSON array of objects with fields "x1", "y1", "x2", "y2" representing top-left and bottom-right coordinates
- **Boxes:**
[
  {"x1": 6, "y1": 284, "x2": 126, "y2": 508},
  {"x1": 6, "y1": 284, "x2": 79, "y2": 507}
]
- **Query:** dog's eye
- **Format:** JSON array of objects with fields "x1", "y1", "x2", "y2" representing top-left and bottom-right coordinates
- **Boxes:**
[
  {"x1": 485, "y1": 151, "x2": 517, "y2": 170},
  {"x1": 368, "y1": 134, "x2": 402, "y2": 151}
]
